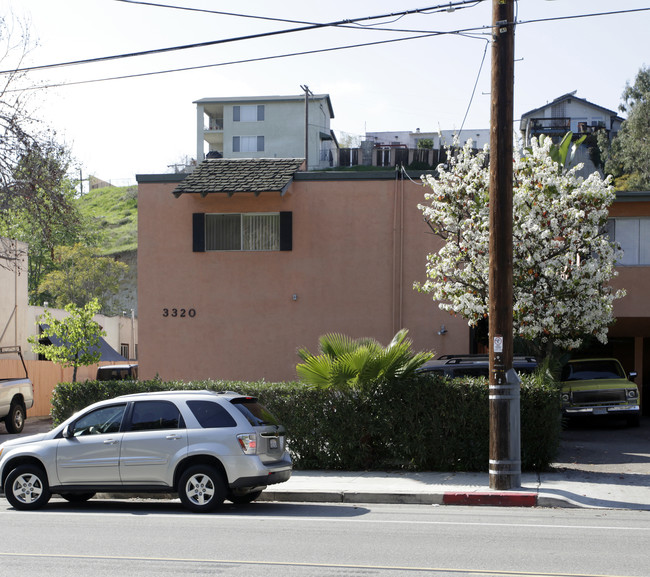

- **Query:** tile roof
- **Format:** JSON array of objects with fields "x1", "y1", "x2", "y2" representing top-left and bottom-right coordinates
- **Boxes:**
[{"x1": 173, "y1": 158, "x2": 305, "y2": 198}]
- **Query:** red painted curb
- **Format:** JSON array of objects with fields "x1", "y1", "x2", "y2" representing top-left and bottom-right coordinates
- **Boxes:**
[{"x1": 443, "y1": 491, "x2": 537, "y2": 507}]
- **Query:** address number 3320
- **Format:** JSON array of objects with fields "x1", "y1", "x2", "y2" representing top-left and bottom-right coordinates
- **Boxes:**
[{"x1": 162, "y1": 308, "x2": 196, "y2": 318}]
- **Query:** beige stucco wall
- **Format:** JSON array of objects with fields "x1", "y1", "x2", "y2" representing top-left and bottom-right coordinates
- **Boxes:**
[
  {"x1": 138, "y1": 177, "x2": 469, "y2": 382},
  {"x1": 0, "y1": 239, "x2": 29, "y2": 352},
  {"x1": 27, "y1": 306, "x2": 138, "y2": 362}
]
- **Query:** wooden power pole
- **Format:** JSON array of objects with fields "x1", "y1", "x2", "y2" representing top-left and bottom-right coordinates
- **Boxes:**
[{"x1": 488, "y1": 0, "x2": 519, "y2": 490}]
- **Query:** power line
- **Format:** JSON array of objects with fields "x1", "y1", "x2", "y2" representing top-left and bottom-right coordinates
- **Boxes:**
[
  {"x1": 113, "y1": 0, "x2": 320, "y2": 25},
  {"x1": 459, "y1": 38, "x2": 489, "y2": 134},
  {"x1": 11, "y1": 28, "x2": 488, "y2": 92},
  {"x1": 8, "y1": 5, "x2": 649, "y2": 91},
  {"x1": 518, "y1": 6, "x2": 650, "y2": 27},
  {"x1": 1, "y1": 0, "x2": 485, "y2": 75}
]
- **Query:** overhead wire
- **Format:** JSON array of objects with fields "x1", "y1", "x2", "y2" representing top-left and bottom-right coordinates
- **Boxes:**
[
  {"x1": 11, "y1": 28, "x2": 489, "y2": 92},
  {"x1": 1, "y1": 0, "x2": 486, "y2": 75},
  {"x1": 458, "y1": 38, "x2": 489, "y2": 134},
  {"x1": 6, "y1": 3, "x2": 649, "y2": 101}
]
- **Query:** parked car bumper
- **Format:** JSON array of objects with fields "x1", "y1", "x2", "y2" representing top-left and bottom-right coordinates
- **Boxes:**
[
  {"x1": 563, "y1": 404, "x2": 640, "y2": 416},
  {"x1": 223, "y1": 453, "x2": 292, "y2": 489}
]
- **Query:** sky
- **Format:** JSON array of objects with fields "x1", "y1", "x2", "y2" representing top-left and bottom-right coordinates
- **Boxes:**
[{"x1": 3, "y1": 0, "x2": 649, "y2": 186}]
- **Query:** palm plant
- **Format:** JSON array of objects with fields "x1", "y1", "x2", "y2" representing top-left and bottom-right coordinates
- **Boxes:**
[{"x1": 296, "y1": 329, "x2": 433, "y2": 390}]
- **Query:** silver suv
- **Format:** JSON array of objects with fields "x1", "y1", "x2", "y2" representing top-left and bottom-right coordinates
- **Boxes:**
[{"x1": 0, "y1": 391, "x2": 292, "y2": 512}]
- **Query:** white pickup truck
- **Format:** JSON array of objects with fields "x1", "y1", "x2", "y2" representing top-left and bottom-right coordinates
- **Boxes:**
[{"x1": 0, "y1": 346, "x2": 34, "y2": 434}]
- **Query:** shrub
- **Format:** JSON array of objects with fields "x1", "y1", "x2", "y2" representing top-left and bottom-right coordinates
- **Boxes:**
[{"x1": 50, "y1": 373, "x2": 561, "y2": 472}]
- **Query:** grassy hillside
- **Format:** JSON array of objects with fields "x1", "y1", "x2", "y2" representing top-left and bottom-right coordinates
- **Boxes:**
[{"x1": 76, "y1": 185, "x2": 138, "y2": 255}]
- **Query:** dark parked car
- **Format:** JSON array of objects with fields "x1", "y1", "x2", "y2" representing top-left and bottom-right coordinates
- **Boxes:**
[
  {"x1": 96, "y1": 364, "x2": 138, "y2": 381},
  {"x1": 417, "y1": 354, "x2": 538, "y2": 378}
]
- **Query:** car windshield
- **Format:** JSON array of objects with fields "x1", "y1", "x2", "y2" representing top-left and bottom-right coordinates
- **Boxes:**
[
  {"x1": 561, "y1": 360, "x2": 625, "y2": 381},
  {"x1": 231, "y1": 398, "x2": 279, "y2": 427}
]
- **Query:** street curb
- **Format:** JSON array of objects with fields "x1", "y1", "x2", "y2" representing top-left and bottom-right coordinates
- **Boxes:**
[
  {"x1": 259, "y1": 491, "x2": 443, "y2": 505},
  {"x1": 442, "y1": 491, "x2": 537, "y2": 507},
  {"x1": 258, "y1": 490, "x2": 559, "y2": 507}
]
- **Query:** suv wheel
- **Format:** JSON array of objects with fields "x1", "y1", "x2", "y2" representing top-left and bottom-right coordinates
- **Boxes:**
[
  {"x1": 5, "y1": 465, "x2": 51, "y2": 510},
  {"x1": 5, "y1": 402, "x2": 26, "y2": 434},
  {"x1": 178, "y1": 465, "x2": 225, "y2": 513}
]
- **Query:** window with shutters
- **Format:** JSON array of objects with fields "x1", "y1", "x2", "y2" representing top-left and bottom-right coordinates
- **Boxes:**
[
  {"x1": 194, "y1": 212, "x2": 292, "y2": 252},
  {"x1": 232, "y1": 135, "x2": 265, "y2": 153},
  {"x1": 205, "y1": 213, "x2": 280, "y2": 251},
  {"x1": 233, "y1": 105, "x2": 264, "y2": 122}
]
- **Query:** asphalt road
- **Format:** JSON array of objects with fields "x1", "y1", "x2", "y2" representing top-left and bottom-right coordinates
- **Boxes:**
[{"x1": 0, "y1": 501, "x2": 647, "y2": 576}]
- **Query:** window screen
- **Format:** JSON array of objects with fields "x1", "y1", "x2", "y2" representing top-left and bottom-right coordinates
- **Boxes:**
[{"x1": 205, "y1": 213, "x2": 280, "y2": 251}]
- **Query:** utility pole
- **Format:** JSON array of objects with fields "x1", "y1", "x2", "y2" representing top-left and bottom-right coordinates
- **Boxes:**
[
  {"x1": 300, "y1": 84, "x2": 312, "y2": 170},
  {"x1": 488, "y1": 0, "x2": 519, "y2": 490}
]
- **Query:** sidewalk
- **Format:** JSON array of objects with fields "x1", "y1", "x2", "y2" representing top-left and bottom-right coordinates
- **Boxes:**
[
  {"x1": 262, "y1": 419, "x2": 650, "y2": 510},
  {"x1": 12, "y1": 416, "x2": 650, "y2": 510},
  {"x1": 259, "y1": 468, "x2": 650, "y2": 510}
]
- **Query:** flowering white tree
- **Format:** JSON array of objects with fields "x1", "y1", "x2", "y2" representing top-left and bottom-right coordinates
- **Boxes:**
[{"x1": 416, "y1": 136, "x2": 625, "y2": 356}]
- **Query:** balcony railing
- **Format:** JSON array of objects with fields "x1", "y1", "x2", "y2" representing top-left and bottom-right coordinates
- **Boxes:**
[
  {"x1": 527, "y1": 117, "x2": 570, "y2": 135},
  {"x1": 205, "y1": 119, "x2": 224, "y2": 131}
]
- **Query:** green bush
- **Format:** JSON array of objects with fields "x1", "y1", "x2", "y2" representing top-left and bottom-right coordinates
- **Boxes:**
[{"x1": 50, "y1": 373, "x2": 561, "y2": 472}]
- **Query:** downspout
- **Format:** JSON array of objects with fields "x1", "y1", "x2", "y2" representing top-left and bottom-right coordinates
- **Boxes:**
[
  {"x1": 399, "y1": 167, "x2": 405, "y2": 331},
  {"x1": 392, "y1": 170, "x2": 399, "y2": 335}
]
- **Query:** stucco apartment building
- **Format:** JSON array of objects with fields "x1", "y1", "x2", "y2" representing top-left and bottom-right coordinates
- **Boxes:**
[{"x1": 137, "y1": 159, "x2": 650, "y2": 409}]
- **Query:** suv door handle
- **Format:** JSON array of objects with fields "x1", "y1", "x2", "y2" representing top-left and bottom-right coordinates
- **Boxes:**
[
  {"x1": 103, "y1": 439, "x2": 118, "y2": 445},
  {"x1": 166, "y1": 434, "x2": 182, "y2": 440}
]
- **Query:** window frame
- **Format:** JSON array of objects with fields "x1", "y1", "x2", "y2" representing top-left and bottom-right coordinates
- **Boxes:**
[
  {"x1": 232, "y1": 135, "x2": 264, "y2": 153},
  {"x1": 70, "y1": 404, "x2": 127, "y2": 436},
  {"x1": 194, "y1": 211, "x2": 292, "y2": 253},
  {"x1": 608, "y1": 217, "x2": 650, "y2": 266},
  {"x1": 127, "y1": 400, "x2": 185, "y2": 432},
  {"x1": 233, "y1": 104, "x2": 264, "y2": 122}
]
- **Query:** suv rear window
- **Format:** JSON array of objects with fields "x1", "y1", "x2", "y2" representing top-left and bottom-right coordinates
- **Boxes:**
[
  {"x1": 231, "y1": 398, "x2": 280, "y2": 426},
  {"x1": 187, "y1": 400, "x2": 237, "y2": 428}
]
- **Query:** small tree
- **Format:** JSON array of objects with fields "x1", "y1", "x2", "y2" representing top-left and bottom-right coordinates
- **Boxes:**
[
  {"x1": 604, "y1": 66, "x2": 650, "y2": 190},
  {"x1": 29, "y1": 299, "x2": 106, "y2": 382},
  {"x1": 416, "y1": 136, "x2": 625, "y2": 358},
  {"x1": 38, "y1": 244, "x2": 128, "y2": 314},
  {"x1": 0, "y1": 15, "x2": 82, "y2": 272},
  {"x1": 296, "y1": 329, "x2": 433, "y2": 390}
]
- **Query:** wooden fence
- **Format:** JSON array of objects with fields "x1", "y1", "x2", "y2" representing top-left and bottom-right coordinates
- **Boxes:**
[{"x1": 0, "y1": 360, "x2": 120, "y2": 417}]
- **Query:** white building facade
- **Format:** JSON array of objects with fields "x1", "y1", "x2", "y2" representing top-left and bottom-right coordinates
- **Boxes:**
[{"x1": 195, "y1": 94, "x2": 337, "y2": 171}]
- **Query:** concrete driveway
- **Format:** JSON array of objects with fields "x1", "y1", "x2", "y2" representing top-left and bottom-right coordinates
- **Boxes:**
[{"x1": 554, "y1": 415, "x2": 650, "y2": 474}]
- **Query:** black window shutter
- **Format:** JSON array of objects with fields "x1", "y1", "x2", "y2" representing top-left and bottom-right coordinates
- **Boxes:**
[
  {"x1": 193, "y1": 213, "x2": 205, "y2": 252},
  {"x1": 280, "y1": 211, "x2": 292, "y2": 251},
  {"x1": 233, "y1": 106, "x2": 240, "y2": 121}
]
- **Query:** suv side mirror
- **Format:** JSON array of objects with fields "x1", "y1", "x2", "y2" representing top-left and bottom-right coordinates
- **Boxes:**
[
  {"x1": 629, "y1": 371, "x2": 638, "y2": 381},
  {"x1": 62, "y1": 425, "x2": 74, "y2": 439}
]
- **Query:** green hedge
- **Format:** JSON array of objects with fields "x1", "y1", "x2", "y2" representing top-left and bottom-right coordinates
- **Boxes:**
[{"x1": 50, "y1": 374, "x2": 561, "y2": 472}]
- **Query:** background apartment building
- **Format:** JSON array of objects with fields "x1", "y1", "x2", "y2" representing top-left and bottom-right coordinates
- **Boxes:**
[{"x1": 195, "y1": 94, "x2": 337, "y2": 171}]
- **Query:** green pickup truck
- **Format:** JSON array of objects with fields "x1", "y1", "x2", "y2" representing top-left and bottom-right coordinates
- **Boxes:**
[{"x1": 560, "y1": 358, "x2": 640, "y2": 427}]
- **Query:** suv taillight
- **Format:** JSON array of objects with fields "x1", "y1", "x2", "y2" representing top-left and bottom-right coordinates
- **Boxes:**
[{"x1": 237, "y1": 433, "x2": 257, "y2": 455}]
